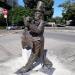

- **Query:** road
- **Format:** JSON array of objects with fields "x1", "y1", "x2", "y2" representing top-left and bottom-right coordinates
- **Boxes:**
[
  {"x1": 0, "y1": 30, "x2": 22, "y2": 63},
  {"x1": 44, "y1": 31, "x2": 75, "y2": 42},
  {"x1": 44, "y1": 30, "x2": 75, "y2": 72},
  {"x1": 0, "y1": 29, "x2": 75, "y2": 75}
]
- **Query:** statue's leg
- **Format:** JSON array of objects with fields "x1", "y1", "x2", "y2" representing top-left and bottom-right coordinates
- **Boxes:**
[
  {"x1": 38, "y1": 37, "x2": 53, "y2": 68},
  {"x1": 19, "y1": 40, "x2": 41, "y2": 73},
  {"x1": 43, "y1": 58, "x2": 53, "y2": 68},
  {"x1": 21, "y1": 41, "x2": 26, "y2": 49},
  {"x1": 38, "y1": 37, "x2": 44, "y2": 63},
  {"x1": 21, "y1": 34, "x2": 27, "y2": 49}
]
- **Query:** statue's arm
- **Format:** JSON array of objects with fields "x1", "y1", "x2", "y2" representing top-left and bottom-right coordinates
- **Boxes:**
[
  {"x1": 23, "y1": 16, "x2": 32, "y2": 31},
  {"x1": 30, "y1": 20, "x2": 44, "y2": 34}
]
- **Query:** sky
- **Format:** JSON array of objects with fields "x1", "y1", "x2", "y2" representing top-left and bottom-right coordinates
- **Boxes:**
[
  {"x1": 18, "y1": 0, "x2": 65, "y2": 17},
  {"x1": 53, "y1": 0, "x2": 65, "y2": 17}
]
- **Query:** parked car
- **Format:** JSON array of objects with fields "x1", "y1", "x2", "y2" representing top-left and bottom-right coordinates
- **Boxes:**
[{"x1": 6, "y1": 26, "x2": 18, "y2": 30}]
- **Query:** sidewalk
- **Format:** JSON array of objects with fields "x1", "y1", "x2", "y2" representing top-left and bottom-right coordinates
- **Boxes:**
[
  {"x1": 45, "y1": 27, "x2": 75, "y2": 33},
  {"x1": 0, "y1": 38, "x2": 75, "y2": 75}
]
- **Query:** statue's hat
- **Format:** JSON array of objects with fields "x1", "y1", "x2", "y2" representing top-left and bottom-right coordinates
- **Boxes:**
[{"x1": 35, "y1": 1, "x2": 45, "y2": 13}]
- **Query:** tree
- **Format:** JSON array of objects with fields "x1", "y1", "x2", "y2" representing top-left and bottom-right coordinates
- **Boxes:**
[
  {"x1": 53, "y1": 17, "x2": 62, "y2": 24},
  {"x1": 59, "y1": 0, "x2": 75, "y2": 20},
  {"x1": 23, "y1": 0, "x2": 54, "y2": 21},
  {"x1": 23, "y1": 0, "x2": 38, "y2": 8},
  {"x1": 0, "y1": 14, "x2": 6, "y2": 26},
  {"x1": 8, "y1": 6, "x2": 32, "y2": 25}
]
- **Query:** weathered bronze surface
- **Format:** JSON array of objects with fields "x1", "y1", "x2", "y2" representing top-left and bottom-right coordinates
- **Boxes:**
[{"x1": 20, "y1": 1, "x2": 52, "y2": 73}]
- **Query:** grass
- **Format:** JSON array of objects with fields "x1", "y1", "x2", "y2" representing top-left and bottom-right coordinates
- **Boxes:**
[{"x1": 0, "y1": 26, "x2": 6, "y2": 29}]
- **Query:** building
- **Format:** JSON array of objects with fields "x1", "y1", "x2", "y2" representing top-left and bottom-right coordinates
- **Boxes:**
[{"x1": 47, "y1": 22, "x2": 56, "y2": 27}]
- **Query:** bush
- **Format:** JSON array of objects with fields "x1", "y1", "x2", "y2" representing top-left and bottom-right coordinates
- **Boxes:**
[{"x1": 0, "y1": 26, "x2": 6, "y2": 29}]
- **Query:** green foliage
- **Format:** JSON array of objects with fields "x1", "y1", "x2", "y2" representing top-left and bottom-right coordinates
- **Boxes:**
[
  {"x1": 0, "y1": 14, "x2": 7, "y2": 26},
  {"x1": 8, "y1": 6, "x2": 32, "y2": 24},
  {"x1": 59, "y1": 0, "x2": 75, "y2": 20},
  {"x1": 0, "y1": 14, "x2": 3, "y2": 18},
  {"x1": 23, "y1": 0, "x2": 38, "y2": 8},
  {"x1": 23, "y1": 0, "x2": 54, "y2": 21},
  {"x1": 53, "y1": 17, "x2": 63, "y2": 24},
  {"x1": 0, "y1": 26, "x2": 6, "y2": 29},
  {"x1": 43, "y1": 0, "x2": 54, "y2": 21}
]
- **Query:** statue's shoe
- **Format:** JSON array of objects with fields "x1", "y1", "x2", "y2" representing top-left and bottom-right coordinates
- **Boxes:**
[
  {"x1": 43, "y1": 60, "x2": 53, "y2": 69},
  {"x1": 16, "y1": 66, "x2": 31, "y2": 74},
  {"x1": 32, "y1": 63, "x2": 43, "y2": 71}
]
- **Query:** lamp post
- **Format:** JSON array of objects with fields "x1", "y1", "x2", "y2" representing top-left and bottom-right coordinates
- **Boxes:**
[
  {"x1": 2, "y1": 8, "x2": 8, "y2": 29},
  {"x1": 12, "y1": 0, "x2": 14, "y2": 26}
]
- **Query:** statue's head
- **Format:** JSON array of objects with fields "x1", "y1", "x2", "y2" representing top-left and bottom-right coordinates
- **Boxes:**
[
  {"x1": 36, "y1": 1, "x2": 45, "y2": 12},
  {"x1": 34, "y1": 11, "x2": 43, "y2": 20},
  {"x1": 34, "y1": 1, "x2": 45, "y2": 20}
]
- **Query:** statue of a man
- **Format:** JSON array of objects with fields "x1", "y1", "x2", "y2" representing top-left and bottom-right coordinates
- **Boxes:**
[{"x1": 20, "y1": 1, "x2": 52, "y2": 73}]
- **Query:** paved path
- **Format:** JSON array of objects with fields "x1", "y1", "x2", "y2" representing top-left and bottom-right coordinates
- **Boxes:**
[
  {"x1": 44, "y1": 30, "x2": 75, "y2": 42},
  {"x1": 0, "y1": 38, "x2": 75, "y2": 75},
  {"x1": 0, "y1": 33, "x2": 22, "y2": 63},
  {"x1": 0, "y1": 30, "x2": 75, "y2": 75}
]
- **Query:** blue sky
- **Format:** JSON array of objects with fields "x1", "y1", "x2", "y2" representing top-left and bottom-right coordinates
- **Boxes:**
[
  {"x1": 18, "y1": 0, "x2": 24, "y2": 6},
  {"x1": 18, "y1": 0, "x2": 65, "y2": 17},
  {"x1": 53, "y1": 0, "x2": 65, "y2": 17}
]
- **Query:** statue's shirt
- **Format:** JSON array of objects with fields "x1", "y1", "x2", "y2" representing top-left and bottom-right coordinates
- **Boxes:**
[{"x1": 29, "y1": 19, "x2": 44, "y2": 41}]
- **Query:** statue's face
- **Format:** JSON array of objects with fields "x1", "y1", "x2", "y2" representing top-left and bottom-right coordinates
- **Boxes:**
[{"x1": 34, "y1": 12, "x2": 42, "y2": 20}]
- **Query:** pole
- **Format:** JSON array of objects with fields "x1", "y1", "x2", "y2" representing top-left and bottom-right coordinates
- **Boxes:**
[
  {"x1": 12, "y1": 0, "x2": 14, "y2": 26},
  {"x1": 2, "y1": 8, "x2": 8, "y2": 30},
  {"x1": 6, "y1": 18, "x2": 8, "y2": 29}
]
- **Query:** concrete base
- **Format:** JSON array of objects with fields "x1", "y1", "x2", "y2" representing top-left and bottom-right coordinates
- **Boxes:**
[
  {"x1": 0, "y1": 51, "x2": 73, "y2": 75},
  {"x1": 22, "y1": 48, "x2": 43, "y2": 71},
  {"x1": 0, "y1": 38, "x2": 75, "y2": 75}
]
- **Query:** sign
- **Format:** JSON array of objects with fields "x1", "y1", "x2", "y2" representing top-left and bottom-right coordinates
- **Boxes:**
[
  {"x1": 2, "y1": 9, "x2": 8, "y2": 15},
  {"x1": 4, "y1": 15, "x2": 7, "y2": 18},
  {"x1": 2, "y1": 9, "x2": 8, "y2": 18}
]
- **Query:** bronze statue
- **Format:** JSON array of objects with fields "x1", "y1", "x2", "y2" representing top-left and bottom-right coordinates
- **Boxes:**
[{"x1": 20, "y1": 1, "x2": 52, "y2": 73}]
